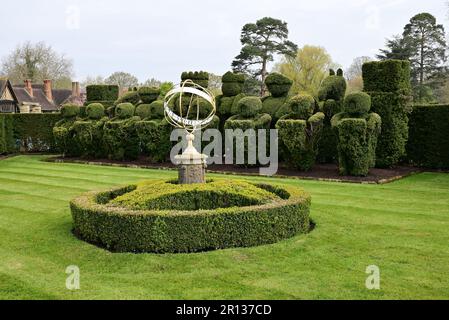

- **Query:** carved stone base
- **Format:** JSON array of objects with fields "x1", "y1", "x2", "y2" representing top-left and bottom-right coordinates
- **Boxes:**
[{"x1": 178, "y1": 163, "x2": 206, "y2": 184}]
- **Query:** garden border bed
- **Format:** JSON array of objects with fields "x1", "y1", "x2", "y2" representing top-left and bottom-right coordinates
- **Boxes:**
[{"x1": 46, "y1": 156, "x2": 422, "y2": 184}]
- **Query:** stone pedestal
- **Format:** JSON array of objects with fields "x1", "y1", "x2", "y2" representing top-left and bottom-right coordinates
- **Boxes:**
[{"x1": 175, "y1": 133, "x2": 207, "y2": 184}]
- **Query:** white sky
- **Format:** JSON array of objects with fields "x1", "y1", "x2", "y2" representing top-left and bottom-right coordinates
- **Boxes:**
[{"x1": 0, "y1": 0, "x2": 447, "y2": 83}]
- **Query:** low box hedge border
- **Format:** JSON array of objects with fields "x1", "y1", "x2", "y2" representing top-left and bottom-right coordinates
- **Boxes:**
[{"x1": 70, "y1": 180, "x2": 311, "y2": 253}]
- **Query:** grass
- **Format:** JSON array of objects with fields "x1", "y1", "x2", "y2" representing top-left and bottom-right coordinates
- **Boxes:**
[{"x1": 0, "y1": 155, "x2": 449, "y2": 300}]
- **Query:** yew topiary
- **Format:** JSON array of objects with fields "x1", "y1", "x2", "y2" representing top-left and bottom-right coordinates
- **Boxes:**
[
  {"x1": 224, "y1": 96, "x2": 271, "y2": 166},
  {"x1": 262, "y1": 73, "x2": 293, "y2": 123},
  {"x1": 103, "y1": 103, "x2": 140, "y2": 160},
  {"x1": 276, "y1": 94, "x2": 325, "y2": 171},
  {"x1": 331, "y1": 92, "x2": 382, "y2": 176},
  {"x1": 317, "y1": 69, "x2": 347, "y2": 163}
]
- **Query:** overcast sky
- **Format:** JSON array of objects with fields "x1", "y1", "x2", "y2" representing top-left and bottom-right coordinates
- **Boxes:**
[{"x1": 0, "y1": 0, "x2": 447, "y2": 83}]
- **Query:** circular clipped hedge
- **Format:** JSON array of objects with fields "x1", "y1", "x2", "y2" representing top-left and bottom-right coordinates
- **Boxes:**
[
  {"x1": 70, "y1": 179, "x2": 311, "y2": 253},
  {"x1": 237, "y1": 96, "x2": 262, "y2": 117}
]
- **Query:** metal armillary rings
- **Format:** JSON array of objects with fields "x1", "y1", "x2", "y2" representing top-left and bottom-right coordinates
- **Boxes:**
[{"x1": 164, "y1": 80, "x2": 216, "y2": 134}]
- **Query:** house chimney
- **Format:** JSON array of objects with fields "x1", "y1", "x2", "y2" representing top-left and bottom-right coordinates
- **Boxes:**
[
  {"x1": 24, "y1": 80, "x2": 33, "y2": 97},
  {"x1": 43, "y1": 80, "x2": 53, "y2": 101},
  {"x1": 72, "y1": 81, "x2": 80, "y2": 97}
]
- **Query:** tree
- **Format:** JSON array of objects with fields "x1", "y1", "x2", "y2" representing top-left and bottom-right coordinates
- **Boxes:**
[
  {"x1": 402, "y1": 13, "x2": 447, "y2": 89},
  {"x1": 346, "y1": 56, "x2": 373, "y2": 81},
  {"x1": 378, "y1": 13, "x2": 447, "y2": 102},
  {"x1": 1, "y1": 41, "x2": 74, "y2": 89},
  {"x1": 232, "y1": 17, "x2": 298, "y2": 96},
  {"x1": 105, "y1": 71, "x2": 139, "y2": 89},
  {"x1": 142, "y1": 77, "x2": 162, "y2": 87},
  {"x1": 274, "y1": 45, "x2": 337, "y2": 97},
  {"x1": 377, "y1": 35, "x2": 414, "y2": 61},
  {"x1": 346, "y1": 56, "x2": 373, "y2": 94},
  {"x1": 81, "y1": 75, "x2": 105, "y2": 88}
]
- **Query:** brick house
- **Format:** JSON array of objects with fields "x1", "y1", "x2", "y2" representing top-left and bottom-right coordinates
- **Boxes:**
[{"x1": 0, "y1": 78, "x2": 85, "y2": 113}]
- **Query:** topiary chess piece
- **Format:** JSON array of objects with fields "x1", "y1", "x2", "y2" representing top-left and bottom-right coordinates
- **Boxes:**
[
  {"x1": 317, "y1": 69, "x2": 347, "y2": 163},
  {"x1": 72, "y1": 103, "x2": 108, "y2": 159},
  {"x1": 261, "y1": 72, "x2": 293, "y2": 124},
  {"x1": 224, "y1": 96, "x2": 271, "y2": 166},
  {"x1": 135, "y1": 100, "x2": 173, "y2": 163},
  {"x1": 53, "y1": 104, "x2": 81, "y2": 158},
  {"x1": 215, "y1": 71, "x2": 246, "y2": 124},
  {"x1": 103, "y1": 103, "x2": 141, "y2": 161},
  {"x1": 331, "y1": 92, "x2": 382, "y2": 176},
  {"x1": 276, "y1": 94, "x2": 325, "y2": 171}
]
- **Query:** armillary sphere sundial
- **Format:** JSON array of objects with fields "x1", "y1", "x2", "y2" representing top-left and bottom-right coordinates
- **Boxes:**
[{"x1": 164, "y1": 79, "x2": 216, "y2": 184}]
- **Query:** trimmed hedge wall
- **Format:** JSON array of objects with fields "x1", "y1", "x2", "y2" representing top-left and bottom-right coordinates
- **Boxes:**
[
  {"x1": 363, "y1": 60, "x2": 412, "y2": 168},
  {"x1": 0, "y1": 113, "x2": 62, "y2": 153},
  {"x1": 86, "y1": 85, "x2": 119, "y2": 102},
  {"x1": 70, "y1": 179, "x2": 311, "y2": 253},
  {"x1": 407, "y1": 104, "x2": 449, "y2": 169}
]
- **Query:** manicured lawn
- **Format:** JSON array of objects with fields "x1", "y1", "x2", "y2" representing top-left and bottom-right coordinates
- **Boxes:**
[{"x1": 0, "y1": 155, "x2": 448, "y2": 299}]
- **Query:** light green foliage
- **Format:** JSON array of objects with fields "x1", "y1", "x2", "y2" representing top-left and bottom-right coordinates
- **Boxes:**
[
  {"x1": 332, "y1": 93, "x2": 382, "y2": 176},
  {"x1": 85, "y1": 103, "x2": 105, "y2": 120}
]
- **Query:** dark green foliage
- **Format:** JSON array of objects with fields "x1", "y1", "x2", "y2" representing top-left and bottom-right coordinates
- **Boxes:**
[
  {"x1": 136, "y1": 119, "x2": 171, "y2": 163},
  {"x1": 276, "y1": 94, "x2": 325, "y2": 171},
  {"x1": 317, "y1": 70, "x2": 346, "y2": 163},
  {"x1": 332, "y1": 95, "x2": 382, "y2": 176},
  {"x1": 115, "y1": 91, "x2": 141, "y2": 106},
  {"x1": 79, "y1": 106, "x2": 87, "y2": 119},
  {"x1": 262, "y1": 73, "x2": 293, "y2": 122},
  {"x1": 0, "y1": 115, "x2": 14, "y2": 154},
  {"x1": 236, "y1": 96, "x2": 262, "y2": 117},
  {"x1": 60, "y1": 104, "x2": 80, "y2": 118},
  {"x1": 0, "y1": 114, "x2": 61, "y2": 154},
  {"x1": 138, "y1": 87, "x2": 160, "y2": 104},
  {"x1": 225, "y1": 97, "x2": 271, "y2": 166},
  {"x1": 288, "y1": 94, "x2": 316, "y2": 119},
  {"x1": 363, "y1": 60, "x2": 412, "y2": 168},
  {"x1": 317, "y1": 70, "x2": 347, "y2": 101},
  {"x1": 181, "y1": 71, "x2": 209, "y2": 88},
  {"x1": 222, "y1": 71, "x2": 245, "y2": 97},
  {"x1": 70, "y1": 179, "x2": 311, "y2": 253},
  {"x1": 264, "y1": 73, "x2": 293, "y2": 97},
  {"x1": 103, "y1": 105, "x2": 140, "y2": 160},
  {"x1": 72, "y1": 117, "x2": 108, "y2": 159},
  {"x1": 363, "y1": 60, "x2": 411, "y2": 93},
  {"x1": 407, "y1": 104, "x2": 449, "y2": 168},
  {"x1": 103, "y1": 117, "x2": 141, "y2": 161},
  {"x1": 86, "y1": 85, "x2": 119, "y2": 102},
  {"x1": 232, "y1": 17, "x2": 298, "y2": 96},
  {"x1": 344, "y1": 92, "x2": 371, "y2": 115},
  {"x1": 84, "y1": 100, "x2": 116, "y2": 109},
  {"x1": 85, "y1": 103, "x2": 105, "y2": 120},
  {"x1": 135, "y1": 100, "x2": 171, "y2": 163}
]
